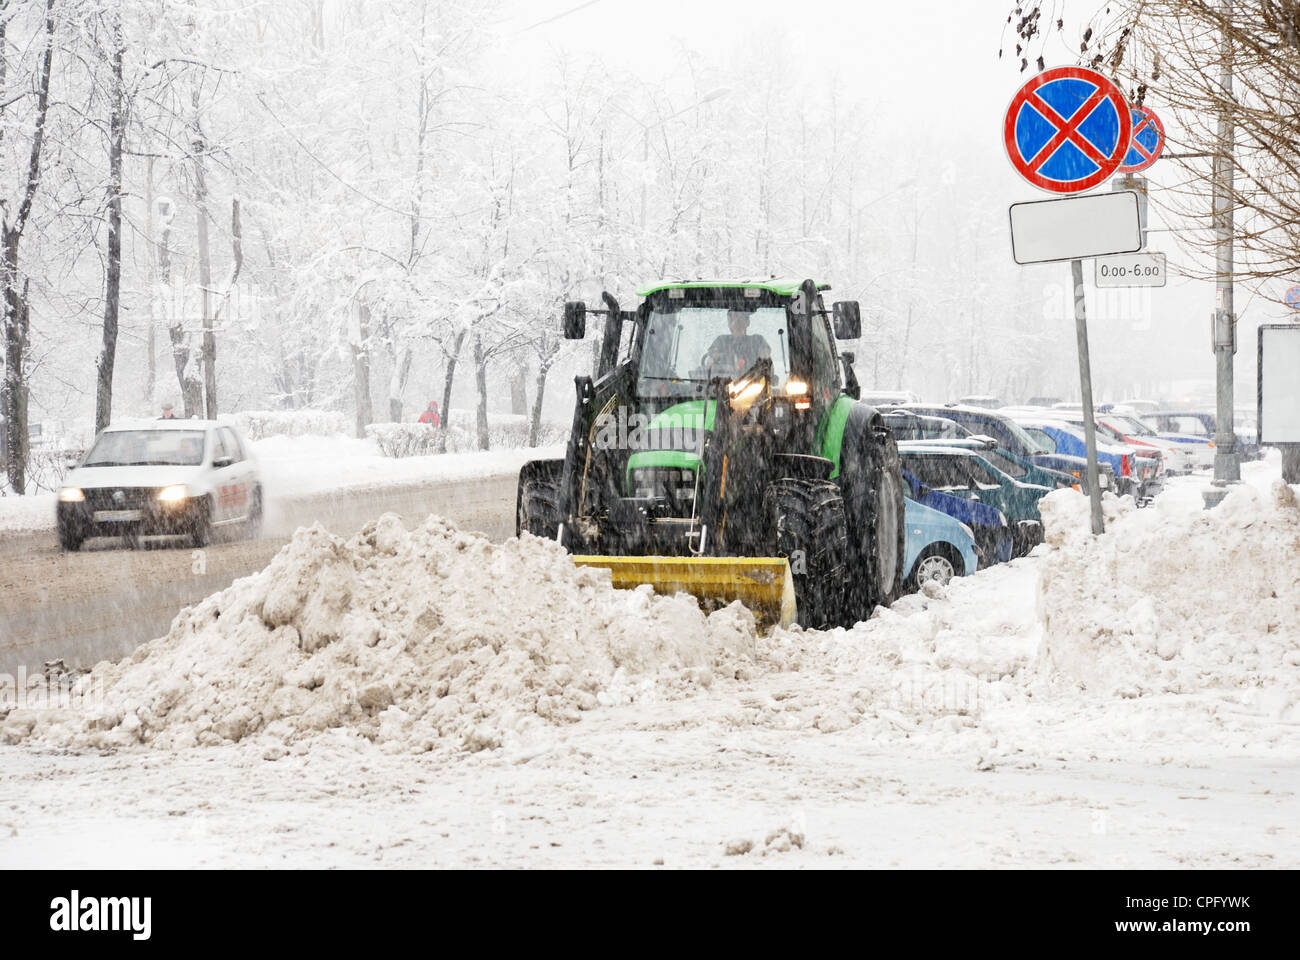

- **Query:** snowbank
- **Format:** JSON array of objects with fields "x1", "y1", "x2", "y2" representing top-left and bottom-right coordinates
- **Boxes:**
[
  {"x1": 2, "y1": 515, "x2": 756, "y2": 755},
  {"x1": 724, "y1": 479, "x2": 1300, "y2": 766},
  {"x1": 1037, "y1": 483, "x2": 1300, "y2": 704}
]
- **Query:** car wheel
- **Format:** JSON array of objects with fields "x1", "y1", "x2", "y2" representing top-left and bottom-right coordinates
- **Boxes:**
[
  {"x1": 57, "y1": 524, "x2": 84, "y2": 552},
  {"x1": 244, "y1": 485, "x2": 263, "y2": 539},
  {"x1": 189, "y1": 497, "x2": 212, "y2": 548},
  {"x1": 908, "y1": 546, "x2": 958, "y2": 592}
]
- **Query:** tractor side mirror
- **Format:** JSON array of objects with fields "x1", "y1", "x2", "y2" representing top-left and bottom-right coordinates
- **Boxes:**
[
  {"x1": 832, "y1": 301, "x2": 861, "y2": 340},
  {"x1": 563, "y1": 301, "x2": 586, "y2": 339}
]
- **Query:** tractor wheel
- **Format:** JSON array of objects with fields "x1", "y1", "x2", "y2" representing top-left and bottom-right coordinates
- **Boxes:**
[
  {"x1": 871, "y1": 435, "x2": 907, "y2": 608},
  {"x1": 518, "y1": 472, "x2": 562, "y2": 541},
  {"x1": 842, "y1": 430, "x2": 906, "y2": 623},
  {"x1": 763, "y1": 477, "x2": 848, "y2": 629}
]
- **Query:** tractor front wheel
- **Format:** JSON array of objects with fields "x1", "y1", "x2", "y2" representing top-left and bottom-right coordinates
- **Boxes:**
[
  {"x1": 763, "y1": 477, "x2": 849, "y2": 629},
  {"x1": 518, "y1": 472, "x2": 563, "y2": 541}
]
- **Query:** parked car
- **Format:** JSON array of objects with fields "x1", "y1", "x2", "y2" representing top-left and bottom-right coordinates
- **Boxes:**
[
  {"x1": 1142, "y1": 410, "x2": 1261, "y2": 463},
  {"x1": 1014, "y1": 417, "x2": 1163, "y2": 503},
  {"x1": 1039, "y1": 410, "x2": 1173, "y2": 491},
  {"x1": 56, "y1": 419, "x2": 262, "y2": 551},
  {"x1": 902, "y1": 497, "x2": 980, "y2": 592},
  {"x1": 885, "y1": 404, "x2": 1112, "y2": 495},
  {"x1": 900, "y1": 465, "x2": 1012, "y2": 568},
  {"x1": 956, "y1": 394, "x2": 1003, "y2": 409},
  {"x1": 912, "y1": 435, "x2": 1101, "y2": 493},
  {"x1": 1098, "y1": 413, "x2": 1197, "y2": 475},
  {"x1": 897, "y1": 444, "x2": 1053, "y2": 556},
  {"x1": 861, "y1": 389, "x2": 921, "y2": 407},
  {"x1": 881, "y1": 410, "x2": 969, "y2": 443},
  {"x1": 1116, "y1": 399, "x2": 1162, "y2": 414}
]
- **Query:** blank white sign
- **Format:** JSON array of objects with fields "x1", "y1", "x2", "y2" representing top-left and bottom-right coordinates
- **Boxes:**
[
  {"x1": 1260, "y1": 324, "x2": 1300, "y2": 443},
  {"x1": 1009, "y1": 191, "x2": 1143, "y2": 265}
]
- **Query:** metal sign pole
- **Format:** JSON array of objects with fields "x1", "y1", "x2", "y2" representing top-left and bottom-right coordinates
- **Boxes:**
[{"x1": 1072, "y1": 258, "x2": 1104, "y2": 534}]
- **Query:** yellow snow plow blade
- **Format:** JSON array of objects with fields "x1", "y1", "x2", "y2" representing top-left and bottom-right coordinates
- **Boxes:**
[{"x1": 572, "y1": 555, "x2": 796, "y2": 630}]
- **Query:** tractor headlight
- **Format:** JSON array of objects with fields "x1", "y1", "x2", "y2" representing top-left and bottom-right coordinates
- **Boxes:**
[
  {"x1": 59, "y1": 487, "x2": 85, "y2": 502},
  {"x1": 157, "y1": 484, "x2": 189, "y2": 503},
  {"x1": 728, "y1": 376, "x2": 765, "y2": 413}
]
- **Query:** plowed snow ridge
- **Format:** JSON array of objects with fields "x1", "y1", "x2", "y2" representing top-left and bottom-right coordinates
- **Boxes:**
[{"x1": 4, "y1": 481, "x2": 1298, "y2": 766}]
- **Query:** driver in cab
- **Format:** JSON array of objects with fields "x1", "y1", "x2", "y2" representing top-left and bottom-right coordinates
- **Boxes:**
[{"x1": 705, "y1": 309, "x2": 771, "y2": 376}]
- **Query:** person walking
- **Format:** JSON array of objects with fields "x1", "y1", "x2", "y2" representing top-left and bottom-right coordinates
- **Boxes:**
[{"x1": 417, "y1": 400, "x2": 440, "y2": 427}]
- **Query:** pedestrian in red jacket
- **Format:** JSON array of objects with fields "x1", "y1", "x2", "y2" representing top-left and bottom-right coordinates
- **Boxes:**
[{"x1": 417, "y1": 400, "x2": 440, "y2": 427}]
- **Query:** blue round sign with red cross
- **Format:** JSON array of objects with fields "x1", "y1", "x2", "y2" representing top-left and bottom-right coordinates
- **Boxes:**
[
  {"x1": 1004, "y1": 66, "x2": 1133, "y2": 194},
  {"x1": 1118, "y1": 105, "x2": 1166, "y2": 173},
  {"x1": 1285, "y1": 285, "x2": 1300, "y2": 309}
]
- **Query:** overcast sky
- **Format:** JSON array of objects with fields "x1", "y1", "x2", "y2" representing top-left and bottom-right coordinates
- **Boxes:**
[{"x1": 492, "y1": 0, "x2": 1282, "y2": 396}]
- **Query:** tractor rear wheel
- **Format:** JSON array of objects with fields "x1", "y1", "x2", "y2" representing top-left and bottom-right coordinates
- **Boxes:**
[
  {"x1": 871, "y1": 436, "x2": 906, "y2": 608},
  {"x1": 763, "y1": 477, "x2": 848, "y2": 629},
  {"x1": 842, "y1": 430, "x2": 906, "y2": 624},
  {"x1": 518, "y1": 472, "x2": 562, "y2": 541}
]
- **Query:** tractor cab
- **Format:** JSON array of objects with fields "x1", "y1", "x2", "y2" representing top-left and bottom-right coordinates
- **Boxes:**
[{"x1": 519, "y1": 278, "x2": 905, "y2": 629}]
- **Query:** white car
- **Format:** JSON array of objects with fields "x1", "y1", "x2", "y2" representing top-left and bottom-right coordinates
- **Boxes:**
[{"x1": 56, "y1": 419, "x2": 261, "y2": 551}]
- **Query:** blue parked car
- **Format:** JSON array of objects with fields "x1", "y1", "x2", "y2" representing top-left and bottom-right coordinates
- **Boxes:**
[
  {"x1": 887, "y1": 404, "x2": 1111, "y2": 495},
  {"x1": 901, "y1": 467, "x2": 1012, "y2": 567},
  {"x1": 1014, "y1": 417, "x2": 1161, "y2": 502},
  {"x1": 902, "y1": 498, "x2": 980, "y2": 592}
]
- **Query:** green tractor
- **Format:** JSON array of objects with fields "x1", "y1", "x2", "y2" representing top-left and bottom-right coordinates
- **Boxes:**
[{"x1": 516, "y1": 278, "x2": 906, "y2": 629}]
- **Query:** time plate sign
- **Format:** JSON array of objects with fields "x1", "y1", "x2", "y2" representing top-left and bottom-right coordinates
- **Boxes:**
[{"x1": 1095, "y1": 252, "x2": 1166, "y2": 287}]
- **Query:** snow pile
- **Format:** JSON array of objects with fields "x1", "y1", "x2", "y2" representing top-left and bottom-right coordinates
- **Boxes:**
[
  {"x1": 723, "y1": 480, "x2": 1300, "y2": 765},
  {"x1": 730, "y1": 562, "x2": 1043, "y2": 750},
  {"x1": 1036, "y1": 483, "x2": 1300, "y2": 708},
  {"x1": 3, "y1": 515, "x2": 755, "y2": 755}
]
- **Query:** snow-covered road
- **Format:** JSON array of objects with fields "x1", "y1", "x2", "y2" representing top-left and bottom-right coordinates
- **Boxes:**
[{"x1": 0, "y1": 472, "x2": 519, "y2": 676}]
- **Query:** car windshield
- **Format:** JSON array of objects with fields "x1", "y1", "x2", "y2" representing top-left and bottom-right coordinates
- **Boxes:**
[
  {"x1": 1002, "y1": 417, "x2": 1052, "y2": 455},
  {"x1": 1107, "y1": 415, "x2": 1155, "y2": 436},
  {"x1": 83, "y1": 430, "x2": 206, "y2": 467},
  {"x1": 637, "y1": 305, "x2": 792, "y2": 398}
]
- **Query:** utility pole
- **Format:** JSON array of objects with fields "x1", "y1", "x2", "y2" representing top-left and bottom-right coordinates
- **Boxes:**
[{"x1": 1205, "y1": 0, "x2": 1240, "y2": 508}]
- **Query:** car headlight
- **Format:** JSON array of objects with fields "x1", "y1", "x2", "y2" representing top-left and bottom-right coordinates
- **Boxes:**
[
  {"x1": 157, "y1": 484, "x2": 189, "y2": 503},
  {"x1": 59, "y1": 487, "x2": 85, "y2": 502},
  {"x1": 958, "y1": 522, "x2": 975, "y2": 541}
]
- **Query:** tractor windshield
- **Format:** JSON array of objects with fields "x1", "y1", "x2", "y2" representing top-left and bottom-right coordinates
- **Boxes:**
[{"x1": 636, "y1": 305, "x2": 792, "y2": 398}]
